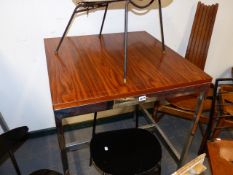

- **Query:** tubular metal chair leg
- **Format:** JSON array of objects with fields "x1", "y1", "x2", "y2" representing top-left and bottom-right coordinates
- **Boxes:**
[
  {"x1": 90, "y1": 112, "x2": 98, "y2": 166},
  {"x1": 9, "y1": 151, "x2": 21, "y2": 175},
  {"x1": 55, "y1": 6, "x2": 79, "y2": 54},
  {"x1": 0, "y1": 112, "x2": 9, "y2": 132},
  {"x1": 89, "y1": 155, "x2": 92, "y2": 166},
  {"x1": 55, "y1": 116, "x2": 70, "y2": 175},
  {"x1": 158, "y1": 0, "x2": 165, "y2": 51},
  {"x1": 198, "y1": 81, "x2": 219, "y2": 154},
  {"x1": 99, "y1": 4, "x2": 109, "y2": 36},
  {"x1": 135, "y1": 105, "x2": 139, "y2": 128},
  {"x1": 123, "y1": 1, "x2": 129, "y2": 83}
]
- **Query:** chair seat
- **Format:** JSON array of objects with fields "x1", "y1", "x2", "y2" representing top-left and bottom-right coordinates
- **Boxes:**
[
  {"x1": 169, "y1": 95, "x2": 212, "y2": 112},
  {"x1": 30, "y1": 169, "x2": 62, "y2": 175},
  {"x1": 0, "y1": 124, "x2": 62, "y2": 175},
  {"x1": 0, "y1": 126, "x2": 28, "y2": 158},
  {"x1": 73, "y1": 0, "x2": 115, "y2": 5},
  {"x1": 220, "y1": 86, "x2": 233, "y2": 115},
  {"x1": 207, "y1": 139, "x2": 233, "y2": 175},
  {"x1": 90, "y1": 128, "x2": 162, "y2": 175}
]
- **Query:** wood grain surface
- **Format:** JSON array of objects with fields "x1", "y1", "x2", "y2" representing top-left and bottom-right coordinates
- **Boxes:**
[
  {"x1": 44, "y1": 31, "x2": 212, "y2": 110},
  {"x1": 208, "y1": 140, "x2": 233, "y2": 175},
  {"x1": 185, "y1": 2, "x2": 218, "y2": 70}
]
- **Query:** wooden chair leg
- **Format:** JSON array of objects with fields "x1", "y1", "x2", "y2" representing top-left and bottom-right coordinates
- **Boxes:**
[
  {"x1": 198, "y1": 123, "x2": 205, "y2": 136},
  {"x1": 153, "y1": 101, "x2": 160, "y2": 122},
  {"x1": 212, "y1": 118, "x2": 233, "y2": 138},
  {"x1": 90, "y1": 112, "x2": 98, "y2": 166},
  {"x1": 211, "y1": 118, "x2": 225, "y2": 138}
]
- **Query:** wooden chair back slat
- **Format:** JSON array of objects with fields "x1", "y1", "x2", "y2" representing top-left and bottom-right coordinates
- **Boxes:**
[{"x1": 185, "y1": 2, "x2": 218, "y2": 70}]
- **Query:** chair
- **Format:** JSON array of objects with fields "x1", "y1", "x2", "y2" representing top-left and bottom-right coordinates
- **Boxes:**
[
  {"x1": 55, "y1": 0, "x2": 165, "y2": 82},
  {"x1": 198, "y1": 78, "x2": 233, "y2": 175},
  {"x1": 89, "y1": 106, "x2": 162, "y2": 174},
  {"x1": 207, "y1": 139, "x2": 233, "y2": 175},
  {"x1": 153, "y1": 2, "x2": 218, "y2": 126},
  {"x1": 204, "y1": 78, "x2": 233, "y2": 175},
  {"x1": 0, "y1": 114, "x2": 62, "y2": 175},
  {"x1": 199, "y1": 78, "x2": 233, "y2": 149},
  {"x1": 211, "y1": 84, "x2": 233, "y2": 138}
]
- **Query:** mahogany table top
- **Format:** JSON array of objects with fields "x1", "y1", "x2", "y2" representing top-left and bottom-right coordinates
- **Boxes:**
[{"x1": 44, "y1": 31, "x2": 212, "y2": 111}]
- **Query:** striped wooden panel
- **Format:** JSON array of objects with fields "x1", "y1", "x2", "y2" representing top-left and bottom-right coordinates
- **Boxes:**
[{"x1": 185, "y1": 2, "x2": 218, "y2": 70}]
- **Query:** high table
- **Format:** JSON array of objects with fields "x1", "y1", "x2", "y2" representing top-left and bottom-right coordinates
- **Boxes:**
[{"x1": 44, "y1": 31, "x2": 212, "y2": 175}]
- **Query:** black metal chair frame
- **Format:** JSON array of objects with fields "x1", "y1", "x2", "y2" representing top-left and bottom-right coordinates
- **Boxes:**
[
  {"x1": 55, "y1": 0, "x2": 165, "y2": 83},
  {"x1": 199, "y1": 78, "x2": 233, "y2": 153},
  {"x1": 0, "y1": 113, "x2": 62, "y2": 175},
  {"x1": 0, "y1": 112, "x2": 9, "y2": 132},
  {"x1": 0, "y1": 113, "x2": 28, "y2": 175}
]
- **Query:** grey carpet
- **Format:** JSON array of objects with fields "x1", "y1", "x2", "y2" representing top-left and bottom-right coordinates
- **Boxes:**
[{"x1": 0, "y1": 114, "x2": 212, "y2": 175}]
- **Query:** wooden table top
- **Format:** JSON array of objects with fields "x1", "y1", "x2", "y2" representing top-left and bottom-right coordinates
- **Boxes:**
[{"x1": 44, "y1": 31, "x2": 212, "y2": 111}]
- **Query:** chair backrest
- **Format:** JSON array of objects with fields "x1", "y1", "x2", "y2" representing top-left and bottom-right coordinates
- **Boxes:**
[
  {"x1": 201, "y1": 78, "x2": 233, "y2": 141},
  {"x1": 185, "y1": 2, "x2": 218, "y2": 70},
  {"x1": 212, "y1": 80, "x2": 233, "y2": 138},
  {"x1": 0, "y1": 125, "x2": 28, "y2": 175},
  {"x1": 207, "y1": 79, "x2": 233, "y2": 174},
  {"x1": 0, "y1": 126, "x2": 28, "y2": 158},
  {"x1": 201, "y1": 79, "x2": 233, "y2": 174}
]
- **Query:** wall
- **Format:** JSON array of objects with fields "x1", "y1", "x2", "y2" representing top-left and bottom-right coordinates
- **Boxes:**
[{"x1": 0, "y1": 0, "x2": 233, "y2": 131}]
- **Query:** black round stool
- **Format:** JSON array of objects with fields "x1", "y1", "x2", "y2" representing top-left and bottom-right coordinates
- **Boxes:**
[
  {"x1": 90, "y1": 128, "x2": 162, "y2": 175},
  {"x1": 30, "y1": 169, "x2": 62, "y2": 175}
]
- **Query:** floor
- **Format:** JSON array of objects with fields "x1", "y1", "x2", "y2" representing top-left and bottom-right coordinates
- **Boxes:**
[{"x1": 0, "y1": 114, "x2": 212, "y2": 175}]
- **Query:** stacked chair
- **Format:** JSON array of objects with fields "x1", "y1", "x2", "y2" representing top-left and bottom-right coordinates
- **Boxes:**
[{"x1": 199, "y1": 78, "x2": 233, "y2": 175}]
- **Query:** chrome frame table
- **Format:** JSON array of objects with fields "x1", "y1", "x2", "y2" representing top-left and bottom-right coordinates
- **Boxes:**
[{"x1": 44, "y1": 31, "x2": 211, "y2": 175}]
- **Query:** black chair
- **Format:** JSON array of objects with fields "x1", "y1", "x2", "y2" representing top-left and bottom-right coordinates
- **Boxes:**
[
  {"x1": 0, "y1": 125, "x2": 62, "y2": 175},
  {"x1": 90, "y1": 105, "x2": 162, "y2": 175}
]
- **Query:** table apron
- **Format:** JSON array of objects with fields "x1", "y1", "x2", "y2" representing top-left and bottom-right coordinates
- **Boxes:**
[{"x1": 54, "y1": 83, "x2": 210, "y2": 119}]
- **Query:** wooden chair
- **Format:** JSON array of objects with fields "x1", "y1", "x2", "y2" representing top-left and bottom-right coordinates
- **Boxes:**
[
  {"x1": 89, "y1": 106, "x2": 162, "y2": 174},
  {"x1": 0, "y1": 113, "x2": 62, "y2": 175},
  {"x1": 211, "y1": 84, "x2": 233, "y2": 138},
  {"x1": 153, "y1": 2, "x2": 218, "y2": 125},
  {"x1": 199, "y1": 78, "x2": 233, "y2": 142},
  {"x1": 207, "y1": 139, "x2": 233, "y2": 175},
  {"x1": 198, "y1": 78, "x2": 233, "y2": 175}
]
